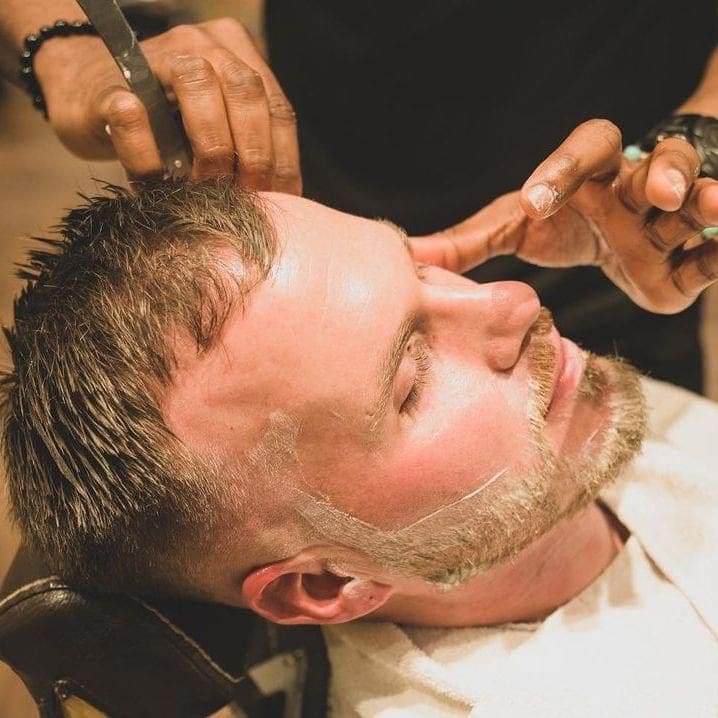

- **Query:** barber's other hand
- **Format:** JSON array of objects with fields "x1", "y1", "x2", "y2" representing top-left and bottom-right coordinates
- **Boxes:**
[
  {"x1": 412, "y1": 119, "x2": 718, "y2": 313},
  {"x1": 33, "y1": 18, "x2": 301, "y2": 192}
]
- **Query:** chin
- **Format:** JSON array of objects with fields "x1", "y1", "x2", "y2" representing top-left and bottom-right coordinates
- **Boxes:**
[
  {"x1": 546, "y1": 347, "x2": 644, "y2": 457},
  {"x1": 556, "y1": 351, "x2": 647, "y2": 514}
]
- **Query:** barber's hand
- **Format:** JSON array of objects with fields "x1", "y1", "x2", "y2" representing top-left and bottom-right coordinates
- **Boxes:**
[
  {"x1": 412, "y1": 119, "x2": 718, "y2": 313},
  {"x1": 33, "y1": 18, "x2": 301, "y2": 192}
]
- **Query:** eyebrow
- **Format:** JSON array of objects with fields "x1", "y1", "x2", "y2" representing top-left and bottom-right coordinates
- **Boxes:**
[{"x1": 367, "y1": 220, "x2": 420, "y2": 431}]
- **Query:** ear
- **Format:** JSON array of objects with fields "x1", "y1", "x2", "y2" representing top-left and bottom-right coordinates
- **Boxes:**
[{"x1": 241, "y1": 549, "x2": 394, "y2": 625}]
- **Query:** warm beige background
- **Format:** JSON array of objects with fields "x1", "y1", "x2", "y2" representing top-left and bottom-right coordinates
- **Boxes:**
[{"x1": 1, "y1": 1, "x2": 718, "y2": 712}]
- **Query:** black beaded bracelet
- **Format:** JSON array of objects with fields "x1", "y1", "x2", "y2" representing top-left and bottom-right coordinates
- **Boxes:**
[{"x1": 18, "y1": 19, "x2": 98, "y2": 118}]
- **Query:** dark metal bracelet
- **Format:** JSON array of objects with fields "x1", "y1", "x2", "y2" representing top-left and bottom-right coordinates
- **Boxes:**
[
  {"x1": 18, "y1": 19, "x2": 98, "y2": 118},
  {"x1": 637, "y1": 113, "x2": 718, "y2": 179}
]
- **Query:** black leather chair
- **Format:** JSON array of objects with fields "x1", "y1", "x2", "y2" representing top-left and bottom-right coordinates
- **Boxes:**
[{"x1": 0, "y1": 545, "x2": 328, "y2": 717}]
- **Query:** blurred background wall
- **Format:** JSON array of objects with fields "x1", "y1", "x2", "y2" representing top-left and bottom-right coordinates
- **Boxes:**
[{"x1": 0, "y1": 0, "x2": 717, "y2": 714}]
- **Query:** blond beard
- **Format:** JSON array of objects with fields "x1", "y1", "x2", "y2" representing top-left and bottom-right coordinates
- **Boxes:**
[{"x1": 295, "y1": 310, "x2": 647, "y2": 588}]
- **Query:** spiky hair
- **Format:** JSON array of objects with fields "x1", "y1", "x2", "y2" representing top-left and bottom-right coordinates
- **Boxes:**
[{"x1": 1, "y1": 179, "x2": 276, "y2": 594}]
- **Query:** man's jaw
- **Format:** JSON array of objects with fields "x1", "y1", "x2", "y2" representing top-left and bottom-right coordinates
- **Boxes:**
[{"x1": 519, "y1": 310, "x2": 646, "y2": 528}]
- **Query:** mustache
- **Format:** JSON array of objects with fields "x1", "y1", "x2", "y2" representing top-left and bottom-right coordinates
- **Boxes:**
[
  {"x1": 530, "y1": 306, "x2": 555, "y2": 337},
  {"x1": 526, "y1": 308, "x2": 558, "y2": 424}
]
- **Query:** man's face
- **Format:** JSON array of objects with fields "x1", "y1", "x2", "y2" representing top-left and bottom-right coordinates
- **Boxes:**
[{"x1": 166, "y1": 193, "x2": 644, "y2": 588}]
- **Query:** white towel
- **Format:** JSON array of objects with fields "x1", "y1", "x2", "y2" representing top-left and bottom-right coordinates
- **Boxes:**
[{"x1": 324, "y1": 378, "x2": 718, "y2": 717}]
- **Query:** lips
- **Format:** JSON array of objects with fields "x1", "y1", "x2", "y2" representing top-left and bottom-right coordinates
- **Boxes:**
[
  {"x1": 545, "y1": 331, "x2": 585, "y2": 418},
  {"x1": 547, "y1": 327, "x2": 565, "y2": 402}
]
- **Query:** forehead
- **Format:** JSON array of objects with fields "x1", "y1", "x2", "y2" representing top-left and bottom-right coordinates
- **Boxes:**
[
  {"x1": 263, "y1": 193, "x2": 411, "y2": 323},
  {"x1": 163, "y1": 193, "x2": 414, "y2": 457},
  {"x1": 266, "y1": 193, "x2": 409, "y2": 277}
]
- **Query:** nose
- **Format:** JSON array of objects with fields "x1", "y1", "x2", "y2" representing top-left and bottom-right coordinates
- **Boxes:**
[{"x1": 428, "y1": 278, "x2": 541, "y2": 371}]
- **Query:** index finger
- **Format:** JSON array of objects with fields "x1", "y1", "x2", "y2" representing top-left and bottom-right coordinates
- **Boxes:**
[
  {"x1": 520, "y1": 118, "x2": 623, "y2": 218},
  {"x1": 409, "y1": 193, "x2": 525, "y2": 273}
]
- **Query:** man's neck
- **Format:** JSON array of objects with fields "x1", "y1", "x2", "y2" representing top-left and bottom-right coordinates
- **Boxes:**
[{"x1": 372, "y1": 501, "x2": 626, "y2": 627}]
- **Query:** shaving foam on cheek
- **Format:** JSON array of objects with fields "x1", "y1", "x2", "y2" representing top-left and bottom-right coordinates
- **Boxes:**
[
  {"x1": 395, "y1": 466, "x2": 509, "y2": 532},
  {"x1": 290, "y1": 466, "x2": 511, "y2": 535}
]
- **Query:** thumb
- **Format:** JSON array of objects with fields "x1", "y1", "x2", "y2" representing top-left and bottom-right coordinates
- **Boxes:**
[
  {"x1": 410, "y1": 192, "x2": 526, "y2": 273},
  {"x1": 519, "y1": 119, "x2": 623, "y2": 219}
]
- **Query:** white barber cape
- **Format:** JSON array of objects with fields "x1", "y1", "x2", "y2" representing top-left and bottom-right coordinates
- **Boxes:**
[{"x1": 323, "y1": 378, "x2": 718, "y2": 717}]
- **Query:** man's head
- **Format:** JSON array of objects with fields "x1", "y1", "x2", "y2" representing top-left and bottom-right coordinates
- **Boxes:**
[
  {"x1": 2, "y1": 180, "x2": 646, "y2": 622},
  {"x1": 1, "y1": 181, "x2": 277, "y2": 594}
]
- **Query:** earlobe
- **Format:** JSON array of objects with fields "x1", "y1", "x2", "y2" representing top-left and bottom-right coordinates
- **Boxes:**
[{"x1": 241, "y1": 554, "x2": 394, "y2": 625}]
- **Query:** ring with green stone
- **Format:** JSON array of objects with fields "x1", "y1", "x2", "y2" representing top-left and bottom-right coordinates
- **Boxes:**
[
  {"x1": 702, "y1": 227, "x2": 718, "y2": 239},
  {"x1": 623, "y1": 144, "x2": 646, "y2": 162}
]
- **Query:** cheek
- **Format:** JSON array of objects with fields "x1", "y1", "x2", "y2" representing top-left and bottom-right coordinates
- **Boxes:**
[{"x1": 369, "y1": 367, "x2": 537, "y2": 527}]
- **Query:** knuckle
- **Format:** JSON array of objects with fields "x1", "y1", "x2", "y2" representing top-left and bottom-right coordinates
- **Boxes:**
[
  {"x1": 171, "y1": 54, "x2": 214, "y2": 81},
  {"x1": 658, "y1": 146, "x2": 700, "y2": 176},
  {"x1": 657, "y1": 146, "x2": 696, "y2": 172},
  {"x1": 207, "y1": 48, "x2": 256, "y2": 83},
  {"x1": 586, "y1": 118, "x2": 622, "y2": 146},
  {"x1": 167, "y1": 23, "x2": 203, "y2": 45},
  {"x1": 241, "y1": 150, "x2": 273, "y2": 177},
  {"x1": 222, "y1": 64, "x2": 264, "y2": 98},
  {"x1": 195, "y1": 142, "x2": 234, "y2": 163},
  {"x1": 204, "y1": 46, "x2": 235, "y2": 67},
  {"x1": 268, "y1": 94, "x2": 297, "y2": 123},
  {"x1": 206, "y1": 17, "x2": 248, "y2": 35},
  {"x1": 104, "y1": 92, "x2": 144, "y2": 129}
]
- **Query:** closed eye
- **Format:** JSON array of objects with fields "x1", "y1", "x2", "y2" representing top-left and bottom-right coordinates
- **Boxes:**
[{"x1": 400, "y1": 339, "x2": 432, "y2": 416}]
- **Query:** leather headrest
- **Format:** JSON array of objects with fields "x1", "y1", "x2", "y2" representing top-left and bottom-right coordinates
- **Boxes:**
[{"x1": 0, "y1": 546, "x2": 328, "y2": 717}]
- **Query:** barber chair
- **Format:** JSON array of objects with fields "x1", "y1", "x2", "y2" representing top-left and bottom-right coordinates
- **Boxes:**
[{"x1": 0, "y1": 546, "x2": 329, "y2": 717}]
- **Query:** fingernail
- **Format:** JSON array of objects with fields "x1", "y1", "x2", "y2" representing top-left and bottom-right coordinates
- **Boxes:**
[
  {"x1": 526, "y1": 183, "x2": 556, "y2": 216},
  {"x1": 665, "y1": 168, "x2": 687, "y2": 202}
]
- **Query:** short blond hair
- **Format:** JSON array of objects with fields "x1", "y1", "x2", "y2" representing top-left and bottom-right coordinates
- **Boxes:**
[{"x1": 2, "y1": 179, "x2": 277, "y2": 596}]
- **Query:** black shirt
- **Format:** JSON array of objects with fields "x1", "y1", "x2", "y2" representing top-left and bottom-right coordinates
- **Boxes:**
[{"x1": 266, "y1": 0, "x2": 717, "y2": 391}]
